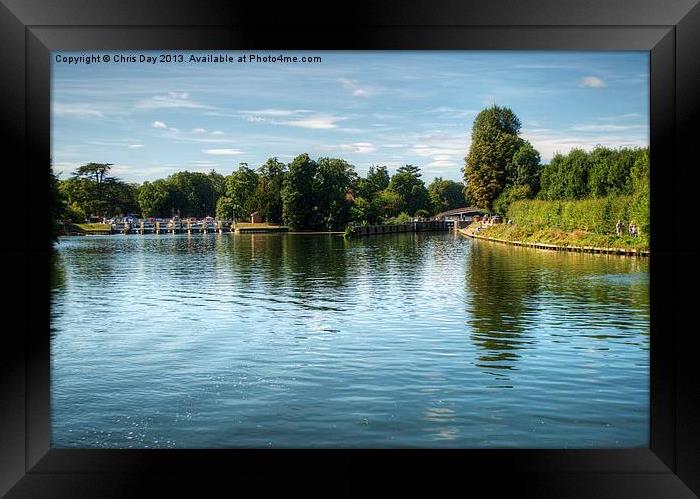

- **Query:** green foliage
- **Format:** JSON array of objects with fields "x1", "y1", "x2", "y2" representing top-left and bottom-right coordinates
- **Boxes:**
[
  {"x1": 630, "y1": 152, "x2": 650, "y2": 240},
  {"x1": 255, "y1": 157, "x2": 287, "y2": 224},
  {"x1": 60, "y1": 162, "x2": 138, "y2": 219},
  {"x1": 507, "y1": 196, "x2": 635, "y2": 237},
  {"x1": 314, "y1": 157, "x2": 357, "y2": 230},
  {"x1": 372, "y1": 189, "x2": 403, "y2": 220},
  {"x1": 225, "y1": 163, "x2": 260, "y2": 218},
  {"x1": 389, "y1": 212, "x2": 411, "y2": 224},
  {"x1": 464, "y1": 105, "x2": 525, "y2": 210},
  {"x1": 493, "y1": 184, "x2": 532, "y2": 218},
  {"x1": 510, "y1": 141, "x2": 541, "y2": 193},
  {"x1": 355, "y1": 165, "x2": 390, "y2": 199},
  {"x1": 428, "y1": 177, "x2": 466, "y2": 214},
  {"x1": 414, "y1": 209, "x2": 431, "y2": 219},
  {"x1": 215, "y1": 196, "x2": 237, "y2": 220},
  {"x1": 540, "y1": 146, "x2": 647, "y2": 200},
  {"x1": 387, "y1": 165, "x2": 430, "y2": 215},
  {"x1": 49, "y1": 163, "x2": 66, "y2": 244},
  {"x1": 167, "y1": 171, "x2": 218, "y2": 217},
  {"x1": 282, "y1": 153, "x2": 318, "y2": 229},
  {"x1": 137, "y1": 179, "x2": 170, "y2": 217}
]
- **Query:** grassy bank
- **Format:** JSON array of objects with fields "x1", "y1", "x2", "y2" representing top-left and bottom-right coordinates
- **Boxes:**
[
  {"x1": 475, "y1": 223, "x2": 648, "y2": 251},
  {"x1": 62, "y1": 223, "x2": 112, "y2": 235},
  {"x1": 74, "y1": 223, "x2": 111, "y2": 232}
]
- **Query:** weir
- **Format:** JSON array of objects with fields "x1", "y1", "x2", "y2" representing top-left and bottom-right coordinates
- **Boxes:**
[{"x1": 346, "y1": 220, "x2": 459, "y2": 237}]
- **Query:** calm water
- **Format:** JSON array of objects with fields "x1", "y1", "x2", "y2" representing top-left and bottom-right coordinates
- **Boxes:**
[{"x1": 51, "y1": 232, "x2": 649, "y2": 448}]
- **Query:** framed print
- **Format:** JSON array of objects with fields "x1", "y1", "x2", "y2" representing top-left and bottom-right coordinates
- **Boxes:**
[{"x1": 1, "y1": 0, "x2": 699, "y2": 497}]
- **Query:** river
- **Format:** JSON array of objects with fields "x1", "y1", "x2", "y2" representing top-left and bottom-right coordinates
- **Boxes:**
[{"x1": 50, "y1": 232, "x2": 649, "y2": 448}]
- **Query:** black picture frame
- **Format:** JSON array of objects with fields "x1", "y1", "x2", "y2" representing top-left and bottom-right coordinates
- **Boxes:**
[{"x1": 1, "y1": 1, "x2": 699, "y2": 496}]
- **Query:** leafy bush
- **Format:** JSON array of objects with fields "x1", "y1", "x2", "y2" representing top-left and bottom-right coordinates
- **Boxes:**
[{"x1": 508, "y1": 195, "x2": 635, "y2": 236}]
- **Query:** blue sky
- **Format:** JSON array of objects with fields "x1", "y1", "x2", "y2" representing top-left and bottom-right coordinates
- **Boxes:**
[{"x1": 52, "y1": 51, "x2": 649, "y2": 184}]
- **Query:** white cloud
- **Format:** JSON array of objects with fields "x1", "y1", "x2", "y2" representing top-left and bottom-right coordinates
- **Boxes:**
[
  {"x1": 338, "y1": 78, "x2": 369, "y2": 97},
  {"x1": 322, "y1": 142, "x2": 376, "y2": 154},
  {"x1": 192, "y1": 127, "x2": 207, "y2": 134},
  {"x1": 203, "y1": 148, "x2": 244, "y2": 155},
  {"x1": 127, "y1": 144, "x2": 144, "y2": 149},
  {"x1": 280, "y1": 115, "x2": 346, "y2": 129},
  {"x1": 136, "y1": 93, "x2": 211, "y2": 110},
  {"x1": 572, "y1": 124, "x2": 646, "y2": 132},
  {"x1": 426, "y1": 159, "x2": 458, "y2": 167},
  {"x1": 599, "y1": 113, "x2": 642, "y2": 121},
  {"x1": 211, "y1": 130, "x2": 225, "y2": 136},
  {"x1": 581, "y1": 76, "x2": 606, "y2": 88},
  {"x1": 383, "y1": 144, "x2": 405, "y2": 148},
  {"x1": 240, "y1": 109, "x2": 311, "y2": 117},
  {"x1": 152, "y1": 121, "x2": 168, "y2": 129},
  {"x1": 53, "y1": 103, "x2": 104, "y2": 119}
]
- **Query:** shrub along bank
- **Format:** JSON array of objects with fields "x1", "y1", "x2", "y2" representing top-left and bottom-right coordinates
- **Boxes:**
[{"x1": 476, "y1": 195, "x2": 649, "y2": 251}]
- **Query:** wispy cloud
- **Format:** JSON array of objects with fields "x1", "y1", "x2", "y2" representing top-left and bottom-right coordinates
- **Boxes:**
[
  {"x1": 572, "y1": 124, "x2": 646, "y2": 132},
  {"x1": 599, "y1": 113, "x2": 642, "y2": 121},
  {"x1": 192, "y1": 127, "x2": 207, "y2": 134},
  {"x1": 580, "y1": 76, "x2": 606, "y2": 88},
  {"x1": 203, "y1": 148, "x2": 244, "y2": 155},
  {"x1": 338, "y1": 78, "x2": 369, "y2": 97},
  {"x1": 321, "y1": 142, "x2": 376, "y2": 154},
  {"x1": 240, "y1": 109, "x2": 312, "y2": 117},
  {"x1": 136, "y1": 92, "x2": 212, "y2": 110},
  {"x1": 152, "y1": 120, "x2": 168, "y2": 129},
  {"x1": 280, "y1": 115, "x2": 347, "y2": 129},
  {"x1": 128, "y1": 144, "x2": 145, "y2": 149},
  {"x1": 53, "y1": 103, "x2": 104, "y2": 119}
]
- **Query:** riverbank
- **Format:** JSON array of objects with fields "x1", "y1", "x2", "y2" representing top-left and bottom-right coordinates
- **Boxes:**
[
  {"x1": 458, "y1": 223, "x2": 649, "y2": 256},
  {"x1": 60, "y1": 223, "x2": 112, "y2": 235}
]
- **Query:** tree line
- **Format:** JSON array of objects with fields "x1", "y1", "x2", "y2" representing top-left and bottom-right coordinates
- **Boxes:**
[
  {"x1": 50, "y1": 104, "x2": 649, "y2": 242},
  {"x1": 54, "y1": 156, "x2": 469, "y2": 231},
  {"x1": 463, "y1": 105, "x2": 649, "y2": 236}
]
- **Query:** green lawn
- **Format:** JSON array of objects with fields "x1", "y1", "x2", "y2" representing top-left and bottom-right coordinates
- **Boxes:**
[{"x1": 72, "y1": 223, "x2": 111, "y2": 233}]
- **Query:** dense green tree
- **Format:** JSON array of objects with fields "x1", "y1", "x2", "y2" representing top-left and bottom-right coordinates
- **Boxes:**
[
  {"x1": 428, "y1": 177, "x2": 466, "y2": 214},
  {"x1": 215, "y1": 196, "x2": 237, "y2": 220},
  {"x1": 66, "y1": 162, "x2": 118, "y2": 217},
  {"x1": 354, "y1": 165, "x2": 389, "y2": 200},
  {"x1": 372, "y1": 189, "x2": 403, "y2": 220},
  {"x1": 586, "y1": 147, "x2": 616, "y2": 198},
  {"x1": 539, "y1": 149, "x2": 590, "y2": 200},
  {"x1": 255, "y1": 158, "x2": 287, "y2": 224},
  {"x1": 225, "y1": 163, "x2": 259, "y2": 219},
  {"x1": 464, "y1": 105, "x2": 524, "y2": 210},
  {"x1": 493, "y1": 184, "x2": 532, "y2": 218},
  {"x1": 366, "y1": 165, "x2": 390, "y2": 192},
  {"x1": 630, "y1": 150, "x2": 650, "y2": 240},
  {"x1": 138, "y1": 179, "x2": 171, "y2": 217},
  {"x1": 387, "y1": 165, "x2": 430, "y2": 216},
  {"x1": 49, "y1": 163, "x2": 66, "y2": 244},
  {"x1": 168, "y1": 171, "x2": 217, "y2": 217},
  {"x1": 208, "y1": 170, "x2": 227, "y2": 200},
  {"x1": 510, "y1": 141, "x2": 542, "y2": 193},
  {"x1": 282, "y1": 153, "x2": 318, "y2": 229},
  {"x1": 314, "y1": 157, "x2": 357, "y2": 230}
]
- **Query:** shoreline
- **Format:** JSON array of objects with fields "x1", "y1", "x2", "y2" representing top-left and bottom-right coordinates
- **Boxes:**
[{"x1": 457, "y1": 226, "x2": 649, "y2": 257}]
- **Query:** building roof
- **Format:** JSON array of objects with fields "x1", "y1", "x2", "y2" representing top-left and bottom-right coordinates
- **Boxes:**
[{"x1": 434, "y1": 206, "x2": 484, "y2": 218}]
